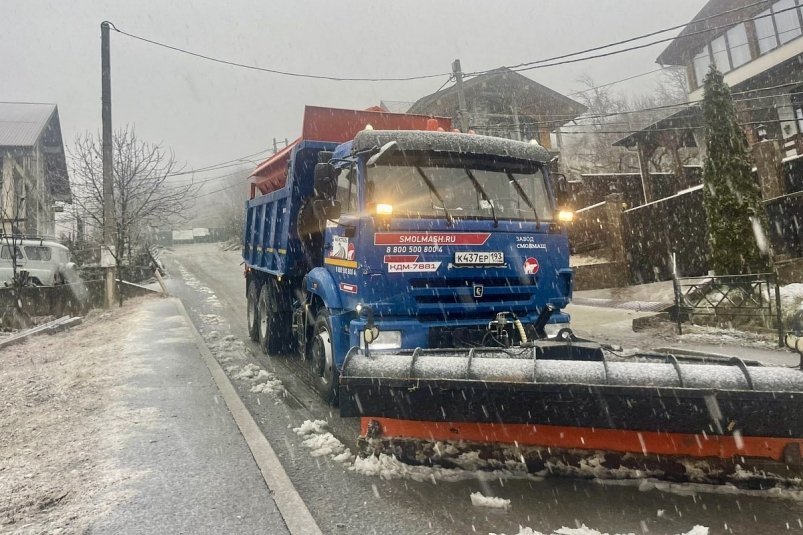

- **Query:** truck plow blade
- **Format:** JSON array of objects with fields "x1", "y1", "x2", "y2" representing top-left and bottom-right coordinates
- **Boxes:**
[{"x1": 339, "y1": 344, "x2": 803, "y2": 487}]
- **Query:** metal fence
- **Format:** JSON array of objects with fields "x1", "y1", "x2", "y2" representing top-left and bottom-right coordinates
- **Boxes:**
[{"x1": 672, "y1": 272, "x2": 783, "y2": 347}]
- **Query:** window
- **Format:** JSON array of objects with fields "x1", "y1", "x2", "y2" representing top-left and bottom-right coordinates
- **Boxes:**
[
  {"x1": 711, "y1": 35, "x2": 731, "y2": 72},
  {"x1": 755, "y1": 7, "x2": 779, "y2": 53},
  {"x1": 0, "y1": 245, "x2": 23, "y2": 260},
  {"x1": 773, "y1": 0, "x2": 802, "y2": 44},
  {"x1": 24, "y1": 246, "x2": 51, "y2": 261},
  {"x1": 367, "y1": 162, "x2": 552, "y2": 221},
  {"x1": 727, "y1": 24, "x2": 751, "y2": 68},
  {"x1": 335, "y1": 166, "x2": 357, "y2": 214},
  {"x1": 693, "y1": 47, "x2": 711, "y2": 87}
]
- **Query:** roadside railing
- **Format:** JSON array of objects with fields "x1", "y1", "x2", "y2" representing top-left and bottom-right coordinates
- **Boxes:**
[{"x1": 672, "y1": 272, "x2": 783, "y2": 347}]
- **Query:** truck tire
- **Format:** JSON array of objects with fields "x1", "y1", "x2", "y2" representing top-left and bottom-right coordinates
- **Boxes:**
[
  {"x1": 309, "y1": 308, "x2": 339, "y2": 405},
  {"x1": 258, "y1": 281, "x2": 291, "y2": 355},
  {"x1": 247, "y1": 280, "x2": 260, "y2": 342}
]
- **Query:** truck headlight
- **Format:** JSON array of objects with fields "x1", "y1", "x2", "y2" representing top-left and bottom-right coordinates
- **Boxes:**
[
  {"x1": 361, "y1": 330, "x2": 402, "y2": 350},
  {"x1": 375, "y1": 203, "x2": 393, "y2": 215}
]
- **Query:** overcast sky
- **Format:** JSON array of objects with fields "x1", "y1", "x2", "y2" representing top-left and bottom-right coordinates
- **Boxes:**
[{"x1": 3, "y1": 0, "x2": 705, "y2": 189}]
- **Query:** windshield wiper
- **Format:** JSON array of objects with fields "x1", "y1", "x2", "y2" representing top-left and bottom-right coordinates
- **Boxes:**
[
  {"x1": 506, "y1": 171, "x2": 540, "y2": 226},
  {"x1": 464, "y1": 169, "x2": 498, "y2": 228},
  {"x1": 415, "y1": 166, "x2": 454, "y2": 226}
]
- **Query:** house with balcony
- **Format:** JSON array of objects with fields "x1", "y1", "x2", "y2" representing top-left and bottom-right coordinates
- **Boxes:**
[
  {"x1": 407, "y1": 67, "x2": 587, "y2": 151},
  {"x1": 608, "y1": 0, "x2": 803, "y2": 276},
  {"x1": 612, "y1": 0, "x2": 803, "y2": 201},
  {"x1": 661, "y1": 0, "x2": 803, "y2": 145}
]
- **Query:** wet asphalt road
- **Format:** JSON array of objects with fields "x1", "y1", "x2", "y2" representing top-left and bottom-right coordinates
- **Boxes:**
[{"x1": 162, "y1": 243, "x2": 803, "y2": 535}]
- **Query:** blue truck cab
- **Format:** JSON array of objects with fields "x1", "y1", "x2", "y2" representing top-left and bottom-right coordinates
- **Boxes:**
[{"x1": 243, "y1": 111, "x2": 574, "y2": 403}]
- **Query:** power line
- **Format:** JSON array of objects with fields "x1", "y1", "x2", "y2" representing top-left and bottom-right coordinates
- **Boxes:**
[
  {"x1": 105, "y1": 1, "x2": 778, "y2": 85},
  {"x1": 167, "y1": 147, "x2": 274, "y2": 177},
  {"x1": 495, "y1": 0, "x2": 773, "y2": 73},
  {"x1": 466, "y1": 83, "x2": 803, "y2": 124},
  {"x1": 107, "y1": 23, "x2": 449, "y2": 82},
  {"x1": 195, "y1": 180, "x2": 249, "y2": 199},
  {"x1": 499, "y1": 3, "x2": 799, "y2": 75},
  {"x1": 567, "y1": 68, "x2": 667, "y2": 96}
]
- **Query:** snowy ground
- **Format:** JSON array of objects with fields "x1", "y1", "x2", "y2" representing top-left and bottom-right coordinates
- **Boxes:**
[
  {"x1": 0, "y1": 298, "x2": 152, "y2": 531},
  {"x1": 164, "y1": 243, "x2": 803, "y2": 535}
]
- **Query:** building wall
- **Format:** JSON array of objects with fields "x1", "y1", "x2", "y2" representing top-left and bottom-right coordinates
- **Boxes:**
[{"x1": 1, "y1": 145, "x2": 55, "y2": 238}]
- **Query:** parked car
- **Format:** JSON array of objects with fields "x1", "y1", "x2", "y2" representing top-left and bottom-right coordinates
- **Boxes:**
[{"x1": 0, "y1": 238, "x2": 78, "y2": 287}]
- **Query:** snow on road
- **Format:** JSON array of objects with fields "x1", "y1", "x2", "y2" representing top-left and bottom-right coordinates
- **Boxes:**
[
  {"x1": 470, "y1": 491, "x2": 511, "y2": 509},
  {"x1": 490, "y1": 524, "x2": 709, "y2": 535}
]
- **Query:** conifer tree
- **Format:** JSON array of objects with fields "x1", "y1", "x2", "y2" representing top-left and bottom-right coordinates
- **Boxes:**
[{"x1": 701, "y1": 65, "x2": 768, "y2": 274}]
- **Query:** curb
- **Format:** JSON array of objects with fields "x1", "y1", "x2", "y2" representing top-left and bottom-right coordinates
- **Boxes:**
[{"x1": 173, "y1": 298, "x2": 323, "y2": 535}]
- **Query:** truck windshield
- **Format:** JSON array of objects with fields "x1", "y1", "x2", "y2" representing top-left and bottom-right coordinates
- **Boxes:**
[{"x1": 366, "y1": 160, "x2": 552, "y2": 221}]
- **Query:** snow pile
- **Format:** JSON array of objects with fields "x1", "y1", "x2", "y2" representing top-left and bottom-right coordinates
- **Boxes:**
[
  {"x1": 470, "y1": 491, "x2": 510, "y2": 509},
  {"x1": 250, "y1": 369, "x2": 285, "y2": 396},
  {"x1": 351, "y1": 452, "x2": 530, "y2": 484},
  {"x1": 293, "y1": 419, "x2": 352, "y2": 461},
  {"x1": 544, "y1": 453, "x2": 660, "y2": 481},
  {"x1": 233, "y1": 363, "x2": 261, "y2": 380},
  {"x1": 490, "y1": 525, "x2": 708, "y2": 535}
]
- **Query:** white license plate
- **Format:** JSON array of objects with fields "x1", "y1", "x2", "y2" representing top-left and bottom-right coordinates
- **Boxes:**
[{"x1": 454, "y1": 251, "x2": 505, "y2": 265}]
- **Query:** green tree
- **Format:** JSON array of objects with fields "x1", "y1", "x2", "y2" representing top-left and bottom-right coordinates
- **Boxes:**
[{"x1": 701, "y1": 65, "x2": 768, "y2": 274}]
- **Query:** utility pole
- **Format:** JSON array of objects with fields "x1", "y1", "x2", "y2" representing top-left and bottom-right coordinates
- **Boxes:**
[
  {"x1": 273, "y1": 138, "x2": 278, "y2": 154},
  {"x1": 452, "y1": 59, "x2": 469, "y2": 133},
  {"x1": 101, "y1": 21, "x2": 116, "y2": 307}
]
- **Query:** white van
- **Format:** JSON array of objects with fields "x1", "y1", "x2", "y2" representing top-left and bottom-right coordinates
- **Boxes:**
[{"x1": 0, "y1": 238, "x2": 77, "y2": 287}]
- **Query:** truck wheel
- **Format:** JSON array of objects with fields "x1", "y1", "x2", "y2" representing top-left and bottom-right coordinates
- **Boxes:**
[
  {"x1": 258, "y1": 281, "x2": 291, "y2": 355},
  {"x1": 310, "y1": 309, "x2": 339, "y2": 405},
  {"x1": 247, "y1": 280, "x2": 260, "y2": 342}
]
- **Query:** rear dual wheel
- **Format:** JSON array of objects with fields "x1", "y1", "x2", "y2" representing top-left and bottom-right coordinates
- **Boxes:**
[
  {"x1": 246, "y1": 280, "x2": 260, "y2": 342},
  {"x1": 257, "y1": 281, "x2": 291, "y2": 355}
]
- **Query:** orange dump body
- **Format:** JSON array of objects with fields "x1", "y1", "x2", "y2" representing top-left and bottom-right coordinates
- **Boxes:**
[{"x1": 249, "y1": 106, "x2": 451, "y2": 198}]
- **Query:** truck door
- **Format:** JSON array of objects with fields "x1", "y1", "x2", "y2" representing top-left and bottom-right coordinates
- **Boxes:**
[{"x1": 323, "y1": 165, "x2": 360, "y2": 299}]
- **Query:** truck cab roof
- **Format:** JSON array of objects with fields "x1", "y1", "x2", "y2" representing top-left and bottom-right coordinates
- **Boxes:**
[{"x1": 350, "y1": 130, "x2": 552, "y2": 164}]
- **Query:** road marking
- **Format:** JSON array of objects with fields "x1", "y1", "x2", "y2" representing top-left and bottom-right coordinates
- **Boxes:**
[{"x1": 174, "y1": 298, "x2": 323, "y2": 535}]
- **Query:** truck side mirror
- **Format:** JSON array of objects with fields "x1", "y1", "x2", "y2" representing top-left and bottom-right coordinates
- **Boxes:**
[
  {"x1": 314, "y1": 163, "x2": 336, "y2": 199},
  {"x1": 552, "y1": 173, "x2": 571, "y2": 208},
  {"x1": 313, "y1": 199, "x2": 342, "y2": 221}
]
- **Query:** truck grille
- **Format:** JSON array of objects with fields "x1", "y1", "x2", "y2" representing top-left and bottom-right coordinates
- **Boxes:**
[{"x1": 409, "y1": 277, "x2": 537, "y2": 321}]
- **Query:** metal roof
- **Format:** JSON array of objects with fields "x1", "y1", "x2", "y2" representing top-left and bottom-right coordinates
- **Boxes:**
[
  {"x1": 0, "y1": 102, "x2": 57, "y2": 147},
  {"x1": 408, "y1": 67, "x2": 587, "y2": 125}
]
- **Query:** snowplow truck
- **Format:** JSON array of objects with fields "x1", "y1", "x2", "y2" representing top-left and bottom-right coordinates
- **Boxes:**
[{"x1": 244, "y1": 106, "x2": 803, "y2": 486}]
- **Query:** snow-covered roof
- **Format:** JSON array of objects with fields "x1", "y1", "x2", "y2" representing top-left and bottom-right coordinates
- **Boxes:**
[{"x1": 0, "y1": 102, "x2": 56, "y2": 147}]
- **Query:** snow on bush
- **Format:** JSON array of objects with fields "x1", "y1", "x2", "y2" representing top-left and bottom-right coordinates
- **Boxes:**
[
  {"x1": 469, "y1": 491, "x2": 510, "y2": 509},
  {"x1": 780, "y1": 283, "x2": 803, "y2": 323}
]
